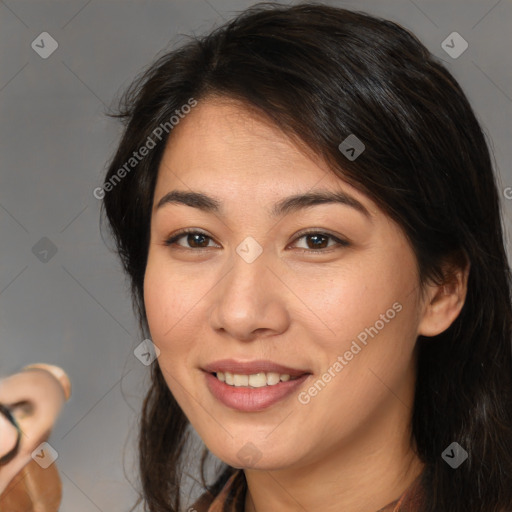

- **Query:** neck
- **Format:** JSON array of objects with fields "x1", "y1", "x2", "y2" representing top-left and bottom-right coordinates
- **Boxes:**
[{"x1": 243, "y1": 384, "x2": 424, "y2": 512}]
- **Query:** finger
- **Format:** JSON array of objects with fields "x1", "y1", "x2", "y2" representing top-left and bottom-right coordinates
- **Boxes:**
[
  {"x1": 21, "y1": 365, "x2": 71, "y2": 402},
  {"x1": 0, "y1": 370, "x2": 66, "y2": 495},
  {"x1": 0, "y1": 371, "x2": 64, "y2": 448},
  {"x1": 0, "y1": 409, "x2": 19, "y2": 462}
]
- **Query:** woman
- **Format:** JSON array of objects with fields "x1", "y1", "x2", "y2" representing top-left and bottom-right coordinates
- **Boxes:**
[{"x1": 101, "y1": 2, "x2": 512, "y2": 511}]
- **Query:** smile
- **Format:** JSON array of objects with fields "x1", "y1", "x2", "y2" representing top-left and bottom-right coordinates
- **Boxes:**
[
  {"x1": 214, "y1": 371, "x2": 300, "y2": 387},
  {"x1": 204, "y1": 371, "x2": 310, "y2": 412}
]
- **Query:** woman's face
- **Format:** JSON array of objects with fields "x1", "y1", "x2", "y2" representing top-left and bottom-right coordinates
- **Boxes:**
[{"x1": 144, "y1": 97, "x2": 429, "y2": 470}]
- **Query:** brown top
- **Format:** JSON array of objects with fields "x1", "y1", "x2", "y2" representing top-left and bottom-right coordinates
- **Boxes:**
[{"x1": 190, "y1": 469, "x2": 426, "y2": 512}]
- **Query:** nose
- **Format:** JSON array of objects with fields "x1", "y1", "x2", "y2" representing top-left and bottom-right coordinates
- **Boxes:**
[{"x1": 208, "y1": 246, "x2": 290, "y2": 341}]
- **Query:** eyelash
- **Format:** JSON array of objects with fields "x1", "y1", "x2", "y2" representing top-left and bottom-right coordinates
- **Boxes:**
[{"x1": 163, "y1": 228, "x2": 350, "y2": 254}]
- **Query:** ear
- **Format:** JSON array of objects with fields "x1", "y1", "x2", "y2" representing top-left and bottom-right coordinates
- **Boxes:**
[{"x1": 417, "y1": 257, "x2": 470, "y2": 337}]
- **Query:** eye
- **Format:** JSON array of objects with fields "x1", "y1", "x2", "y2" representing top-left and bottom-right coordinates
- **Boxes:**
[
  {"x1": 163, "y1": 228, "x2": 349, "y2": 253},
  {"x1": 164, "y1": 229, "x2": 218, "y2": 249},
  {"x1": 290, "y1": 230, "x2": 350, "y2": 254}
]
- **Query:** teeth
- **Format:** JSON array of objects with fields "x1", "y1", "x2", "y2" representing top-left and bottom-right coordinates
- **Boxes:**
[
  {"x1": 215, "y1": 371, "x2": 299, "y2": 387},
  {"x1": 233, "y1": 374, "x2": 249, "y2": 386},
  {"x1": 249, "y1": 372, "x2": 271, "y2": 388}
]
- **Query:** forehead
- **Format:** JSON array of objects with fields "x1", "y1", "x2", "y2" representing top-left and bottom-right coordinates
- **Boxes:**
[
  {"x1": 161, "y1": 98, "x2": 323, "y2": 178},
  {"x1": 154, "y1": 97, "x2": 377, "y2": 216}
]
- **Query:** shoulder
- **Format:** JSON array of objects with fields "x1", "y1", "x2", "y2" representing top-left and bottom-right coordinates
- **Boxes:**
[{"x1": 189, "y1": 468, "x2": 425, "y2": 511}]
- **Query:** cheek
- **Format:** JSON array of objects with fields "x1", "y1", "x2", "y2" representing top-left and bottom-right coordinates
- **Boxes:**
[
  {"x1": 143, "y1": 259, "x2": 200, "y2": 404},
  {"x1": 301, "y1": 249, "x2": 420, "y2": 375},
  {"x1": 143, "y1": 254, "x2": 202, "y2": 340},
  {"x1": 143, "y1": 274, "x2": 174, "y2": 341},
  {"x1": 297, "y1": 257, "x2": 399, "y2": 341}
]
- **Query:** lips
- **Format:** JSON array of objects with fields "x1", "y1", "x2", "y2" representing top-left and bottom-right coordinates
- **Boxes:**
[
  {"x1": 202, "y1": 359, "x2": 311, "y2": 378},
  {"x1": 204, "y1": 371, "x2": 311, "y2": 412}
]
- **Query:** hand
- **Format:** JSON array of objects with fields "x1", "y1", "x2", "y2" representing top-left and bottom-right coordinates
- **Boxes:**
[{"x1": 0, "y1": 364, "x2": 71, "y2": 496}]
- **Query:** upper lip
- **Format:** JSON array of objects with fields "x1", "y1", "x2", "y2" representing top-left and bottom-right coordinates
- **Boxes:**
[{"x1": 202, "y1": 359, "x2": 311, "y2": 377}]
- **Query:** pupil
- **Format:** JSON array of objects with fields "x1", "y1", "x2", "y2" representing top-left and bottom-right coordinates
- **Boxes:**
[
  {"x1": 308, "y1": 234, "x2": 327, "y2": 249},
  {"x1": 186, "y1": 234, "x2": 328, "y2": 249},
  {"x1": 189, "y1": 234, "x2": 207, "y2": 247}
]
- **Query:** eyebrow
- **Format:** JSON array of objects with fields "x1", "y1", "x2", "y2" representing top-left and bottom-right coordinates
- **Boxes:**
[{"x1": 155, "y1": 189, "x2": 371, "y2": 218}]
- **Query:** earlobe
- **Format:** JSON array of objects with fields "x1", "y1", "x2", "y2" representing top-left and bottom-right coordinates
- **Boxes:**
[{"x1": 417, "y1": 261, "x2": 470, "y2": 337}]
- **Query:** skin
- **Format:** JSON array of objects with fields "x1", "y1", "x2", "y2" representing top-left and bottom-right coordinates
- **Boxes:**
[
  {"x1": 144, "y1": 97, "x2": 468, "y2": 512},
  {"x1": 0, "y1": 364, "x2": 70, "y2": 496}
]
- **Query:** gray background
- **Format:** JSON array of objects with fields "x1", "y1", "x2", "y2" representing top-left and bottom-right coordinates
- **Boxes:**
[{"x1": 1, "y1": 0, "x2": 511, "y2": 510}]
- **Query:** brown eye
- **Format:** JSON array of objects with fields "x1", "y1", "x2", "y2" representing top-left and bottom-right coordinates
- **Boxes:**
[
  {"x1": 164, "y1": 229, "x2": 349, "y2": 253},
  {"x1": 183, "y1": 233, "x2": 210, "y2": 248},
  {"x1": 304, "y1": 233, "x2": 330, "y2": 249},
  {"x1": 291, "y1": 231, "x2": 350, "y2": 253},
  {"x1": 164, "y1": 230, "x2": 218, "y2": 249}
]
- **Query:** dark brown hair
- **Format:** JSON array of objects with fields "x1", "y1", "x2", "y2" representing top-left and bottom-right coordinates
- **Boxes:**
[{"x1": 100, "y1": 3, "x2": 512, "y2": 511}]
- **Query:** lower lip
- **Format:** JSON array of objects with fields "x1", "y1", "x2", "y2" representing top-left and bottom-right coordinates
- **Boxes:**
[{"x1": 204, "y1": 371, "x2": 310, "y2": 412}]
